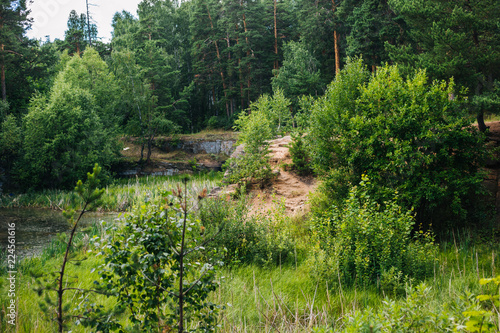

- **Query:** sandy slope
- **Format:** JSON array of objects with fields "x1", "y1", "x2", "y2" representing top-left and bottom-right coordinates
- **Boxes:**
[{"x1": 220, "y1": 135, "x2": 317, "y2": 216}]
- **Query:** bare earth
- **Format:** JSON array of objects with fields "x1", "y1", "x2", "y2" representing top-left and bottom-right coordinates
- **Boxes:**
[
  {"x1": 236, "y1": 123, "x2": 500, "y2": 219},
  {"x1": 239, "y1": 136, "x2": 317, "y2": 217}
]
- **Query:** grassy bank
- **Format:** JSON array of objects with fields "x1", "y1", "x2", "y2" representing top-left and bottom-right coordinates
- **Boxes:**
[
  {"x1": 1, "y1": 175, "x2": 499, "y2": 332},
  {"x1": 2, "y1": 231, "x2": 498, "y2": 332},
  {"x1": 0, "y1": 172, "x2": 223, "y2": 211}
]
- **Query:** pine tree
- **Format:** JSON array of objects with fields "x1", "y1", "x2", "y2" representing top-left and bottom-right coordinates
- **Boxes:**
[
  {"x1": 0, "y1": 0, "x2": 31, "y2": 102},
  {"x1": 387, "y1": 0, "x2": 500, "y2": 131},
  {"x1": 62, "y1": 10, "x2": 97, "y2": 56},
  {"x1": 339, "y1": 0, "x2": 406, "y2": 71}
]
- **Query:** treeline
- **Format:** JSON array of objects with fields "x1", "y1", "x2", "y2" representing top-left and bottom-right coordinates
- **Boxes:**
[{"x1": 0, "y1": 0, "x2": 499, "y2": 190}]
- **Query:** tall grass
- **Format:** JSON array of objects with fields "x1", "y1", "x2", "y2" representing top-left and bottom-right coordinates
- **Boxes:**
[
  {"x1": 1, "y1": 173, "x2": 498, "y2": 332},
  {"x1": 0, "y1": 218, "x2": 122, "y2": 332},
  {"x1": 3, "y1": 236, "x2": 497, "y2": 332},
  {"x1": 211, "y1": 234, "x2": 499, "y2": 332},
  {"x1": 0, "y1": 172, "x2": 222, "y2": 211}
]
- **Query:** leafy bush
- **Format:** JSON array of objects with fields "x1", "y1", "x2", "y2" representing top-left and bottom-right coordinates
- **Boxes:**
[
  {"x1": 312, "y1": 176, "x2": 436, "y2": 288},
  {"x1": 271, "y1": 41, "x2": 322, "y2": 111},
  {"x1": 0, "y1": 114, "x2": 22, "y2": 170},
  {"x1": 17, "y1": 49, "x2": 120, "y2": 190},
  {"x1": 199, "y1": 196, "x2": 295, "y2": 266},
  {"x1": 342, "y1": 283, "x2": 472, "y2": 332},
  {"x1": 464, "y1": 276, "x2": 500, "y2": 332},
  {"x1": 206, "y1": 116, "x2": 221, "y2": 129},
  {"x1": 0, "y1": 100, "x2": 9, "y2": 124},
  {"x1": 288, "y1": 132, "x2": 313, "y2": 176},
  {"x1": 92, "y1": 180, "x2": 223, "y2": 332},
  {"x1": 224, "y1": 106, "x2": 273, "y2": 185},
  {"x1": 19, "y1": 87, "x2": 118, "y2": 189},
  {"x1": 308, "y1": 58, "x2": 489, "y2": 230}
]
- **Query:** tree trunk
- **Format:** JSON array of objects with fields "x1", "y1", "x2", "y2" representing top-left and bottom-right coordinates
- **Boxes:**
[
  {"x1": 140, "y1": 141, "x2": 145, "y2": 163},
  {"x1": 0, "y1": 22, "x2": 6, "y2": 100},
  {"x1": 274, "y1": 0, "x2": 279, "y2": 70},
  {"x1": 475, "y1": 82, "x2": 487, "y2": 132},
  {"x1": 241, "y1": 1, "x2": 252, "y2": 107},
  {"x1": 226, "y1": 34, "x2": 234, "y2": 116},
  {"x1": 334, "y1": 30, "x2": 340, "y2": 75},
  {"x1": 207, "y1": 4, "x2": 230, "y2": 118},
  {"x1": 331, "y1": 0, "x2": 340, "y2": 75},
  {"x1": 477, "y1": 112, "x2": 487, "y2": 132},
  {"x1": 146, "y1": 132, "x2": 154, "y2": 164},
  {"x1": 235, "y1": 25, "x2": 244, "y2": 110},
  {"x1": 1, "y1": 54, "x2": 6, "y2": 101}
]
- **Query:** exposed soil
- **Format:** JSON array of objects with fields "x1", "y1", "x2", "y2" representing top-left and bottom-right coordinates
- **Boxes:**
[
  {"x1": 119, "y1": 123, "x2": 500, "y2": 222},
  {"x1": 248, "y1": 136, "x2": 316, "y2": 216},
  {"x1": 223, "y1": 136, "x2": 317, "y2": 217},
  {"x1": 221, "y1": 122, "x2": 500, "y2": 219},
  {"x1": 480, "y1": 121, "x2": 500, "y2": 225},
  {"x1": 117, "y1": 131, "x2": 237, "y2": 175},
  {"x1": 485, "y1": 121, "x2": 500, "y2": 143}
]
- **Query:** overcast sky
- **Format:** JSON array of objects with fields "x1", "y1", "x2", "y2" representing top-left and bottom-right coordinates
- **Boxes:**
[{"x1": 27, "y1": 0, "x2": 143, "y2": 42}]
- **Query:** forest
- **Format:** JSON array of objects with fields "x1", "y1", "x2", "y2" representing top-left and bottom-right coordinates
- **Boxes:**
[{"x1": 0, "y1": 0, "x2": 500, "y2": 332}]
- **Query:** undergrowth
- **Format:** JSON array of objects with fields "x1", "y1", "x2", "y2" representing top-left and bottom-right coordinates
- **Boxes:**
[{"x1": 1, "y1": 176, "x2": 499, "y2": 332}]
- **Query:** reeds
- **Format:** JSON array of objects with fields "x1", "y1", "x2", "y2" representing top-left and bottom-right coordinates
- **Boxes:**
[{"x1": 0, "y1": 173, "x2": 222, "y2": 212}]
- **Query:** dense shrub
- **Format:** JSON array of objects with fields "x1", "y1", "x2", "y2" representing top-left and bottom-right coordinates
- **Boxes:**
[
  {"x1": 309, "y1": 59, "x2": 489, "y2": 230},
  {"x1": 199, "y1": 196, "x2": 295, "y2": 266},
  {"x1": 19, "y1": 88, "x2": 118, "y2": 189},
  {"x1": 288, "y1": 132, "x2": 313, "y2": 176},
  {"x1": 224, "y1": 89, "x2": 296, "y2": 185},
  {"x1": 224, "y1": 105, "x2": 274, "y2": 185},
  {"x1": 93, "y1": 183, "x2": 223, "y2": 332},
  {"x1": 312, "y1": 176, "x2": 436, "y2": 289},
  {"x1": 17, "y1": 49, "x2": 120, "y2": 189}
]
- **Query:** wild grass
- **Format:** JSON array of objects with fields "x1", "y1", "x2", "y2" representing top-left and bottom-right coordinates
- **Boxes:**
[
  {"x1": 211, "y1": 232, "x2": 499, "y2": 332},
  {"x1": 1, "y1": 174, "x2": 499, "y2": 332},
  {"x1": 3, "y1": 234, "x2": 497, "y2": 332},
  {"x1": 0, "y1": 172, "x2": 222, "y2": 211},
  {"x1": 0, "y1": 219, "x2": 122, "y2": 333}
]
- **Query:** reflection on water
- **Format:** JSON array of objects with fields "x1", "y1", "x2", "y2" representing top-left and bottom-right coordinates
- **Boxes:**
[{"x1": 0, "y1": 208, "x2": 118, "y2": 259}]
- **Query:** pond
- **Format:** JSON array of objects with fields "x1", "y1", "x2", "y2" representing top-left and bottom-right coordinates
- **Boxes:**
[{"x1": 0, "y1": 208, "x2": 119, "y2": 259}]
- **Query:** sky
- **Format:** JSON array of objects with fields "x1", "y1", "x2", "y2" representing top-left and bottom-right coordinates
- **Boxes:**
[{"x1": 26, "y1": 0, "x2": 143, "y2": 42}]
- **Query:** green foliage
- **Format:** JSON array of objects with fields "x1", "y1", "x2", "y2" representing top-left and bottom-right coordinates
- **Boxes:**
[
  {"x1": 463, "y1": 276, "x2": 500, "y2": 332},
  {"x1": 386, "y1": 0, "x2": 500, "y2": 129},
  {"x1": 224, "y1": 87, "x2": 297, "y2": 184},
  {"x1": 33, "y1": 164, "x2": 105, "y2": 333},
  {"x1": 342, "y1": 283, "x2": 471, "y2": 332},
  {"x1": 18, "y1": 50, "x2": 120, "y2": 189},
  {"x1": 206, "y1": 116, "x2": 221, "y2": 130},
  {"x1": 58, "y1": 48, "x2": 120, "y2": 128},
  {"x1": 0, "y1": 114, "x2": 21, "y2": 168},
  {"x1": 224, "y1": 104, "x2": 273, "y2": 185},
  {"x1": 312, "y1": 176, "x2": 436, "y2": 288},
  {"x1": 339, "y1": 0, "x2": 406, "y2": 70},
  {"x1": 199, "y1": 196, "x2": 296, "y2": 267},
  {"x1": 288, "y1": 132, "x2": 313, "y2": 176},
  {"x1": 61, "y1": 10, "x2": 98, "y2": 56},
  {"x1": 111, "y1": 49, "x2": 180, "y2": 163},
  {"x1": 0, "y1": 100, "x2": 9, "y2": 123},
  {"x1": 0, "y1": 173, "x2": 222, "y2": 212},
  {"x1": 309, "y1": 59, "x2": 489, "y2": 229},
  {"x1": 294, "y1": 95, "x2": 315, "y2": 133},
  {"x1": 271, "y1": 41, "x2": 321, "y2": 109},
  {"x1": 93, "y1": 179, "x2": 223, "y2": 332},
  {"x1": 247, "y1": 90, "x2": 294, "y2": 136},
  {"x1": 189, "y1": 157, "x2": 198, "y2": 172}
]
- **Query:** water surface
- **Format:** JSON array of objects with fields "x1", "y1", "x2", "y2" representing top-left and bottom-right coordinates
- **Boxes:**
[{"x1": 0, "y1": 208, "x2": 118, "y2": 259}]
